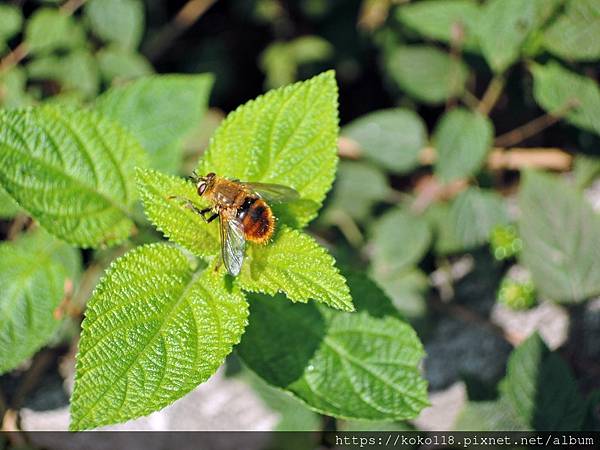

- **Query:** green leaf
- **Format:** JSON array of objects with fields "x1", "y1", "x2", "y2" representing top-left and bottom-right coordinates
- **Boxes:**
[
  {"x1": 0, "y1": 105, "x2": 147, "y2": 247},
  {"x1": 425, "y1": 203, "x2": 464, "y2": 255},
  {"x1": 0, "y1": 229, "x2": 80, "y2": 374},
  {"x1": 371, "y1": 268, "x2": 428, "y2": 320},
  {"x1": 321, "y1": 161, "x2": 389, "y2": 223},
  {"x1": 396, "y1": 0, "x2": 480, "y2": 50},
  {"x1": 0, "y1": 4, "x2": 22, "y2": 42},
  {"x1": 70, "y1": 243, "x2": 248, "y2": 430},
  {"x1": 238, "y1": 226, "x2": 353, "y2": 312},
  {"x1": 135, "y1": 167, "x2": 220, "y2": 257},
  {"x1": 197, "y1": 71, "x2": 339, "y2": 227},
  {"x1": 518, "y1": 171, "x2": 600, "y2": 302},
  {"x1": 386, "y1": 46, "x2": 468, "y2": 105},
  {"x1": 84, "y1": 0, "x2": 144, "y2": 50},
  {"x1": 0, "y1": 186, "x2": 21, "y2": 218},
  {"x1": 477, "y1": 0, "x2": 559, "y2": 73},
  {"x1": 341, "y1": 108, "x2": 427, "y2": 174},
  {"x1": 96, "y1": 45, "x2": 153, "y2": 83},
  {"x1": 455, "y1": 397, "x2": 527, "y2": 431},
  {"x1": 237, "y1": 292, "x2": 428, "y2": 421},
  {"x1": 28, "y1": 50, "x2": 100, "y2": 98},
  {"x1": 531, "y1": 62, "x2": 600, "y2": 136},
  {"x1": 25, "y1": 8, "x2": 85, "y2": 55},
  {"x1": 370, "y1": 208, "x2": 431, "y2": 278},
  {"x1": 543, "y1": 0, "x2": 600, "y2": 61},
  {"x1": 95, "y1": 74, "x2": 213, "y2": 172},
  {"x1": 0, "y1": 66, "x2": 30, "y2": 109},
  {"x1": 501, "y1": 333, "x2": 586, "y2": 430},
  {"x1": 260, "y1": 36, "x2": 333, "y2": 89},
  {"x1": 434, "y1": 108, "x2": 494, "y2": 183},
  {"x1": 574, "y1": 155, "x2": 600, "y2": 189},
  {"x1": 449, "y1": 188, "x2": 508, "y2": 249}
]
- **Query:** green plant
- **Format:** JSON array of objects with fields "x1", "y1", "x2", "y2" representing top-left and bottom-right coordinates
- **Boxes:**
[{"x1": 0, "y1": 70, "x2": 428, "y2": 430}]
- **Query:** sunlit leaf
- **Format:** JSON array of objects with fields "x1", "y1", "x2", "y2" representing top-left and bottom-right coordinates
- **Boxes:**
[
  {"x1": 70, "y1": 243, "x2": 249, "y2": 430},
  {"x1": 238, "y1": 226, "x2": 353, "y2": 312},
  {"x1": 198, "y1": 71, "x2": 339, "y2": 227}
]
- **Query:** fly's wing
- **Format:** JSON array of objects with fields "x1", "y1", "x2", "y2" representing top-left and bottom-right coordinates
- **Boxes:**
[
  {"x1": 241, "y1": 182, "x2": 300, "y2": 204},
  {"x1": 219, "y1": 212, "x2": 246, "y2": 276}
]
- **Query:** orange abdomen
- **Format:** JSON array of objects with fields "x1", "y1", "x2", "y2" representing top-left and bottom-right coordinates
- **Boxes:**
[{"x1": 238, "y1": 197, "x2": 275, "y2": 244}]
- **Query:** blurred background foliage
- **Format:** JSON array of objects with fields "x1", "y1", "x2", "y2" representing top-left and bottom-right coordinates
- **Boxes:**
[{"x1": 1, "y1": 0, "x2": 600, "y2": 439}]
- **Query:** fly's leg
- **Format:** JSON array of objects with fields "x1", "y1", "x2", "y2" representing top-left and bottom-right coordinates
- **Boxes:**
[
  {"x1": 206, "y1": 213, "x2": 218, "y2": 223},
  {"x1": 168, "y1": 195, "x2": 213, "y2": 221}
]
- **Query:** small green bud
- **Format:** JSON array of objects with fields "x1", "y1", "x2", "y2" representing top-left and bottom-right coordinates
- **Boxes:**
[
  {"x1": 490, "y1": 224, "x2": 522, "y2": 260},
  {"x1": 497, "y1": 277, "x2": 537, "y2": 310}
]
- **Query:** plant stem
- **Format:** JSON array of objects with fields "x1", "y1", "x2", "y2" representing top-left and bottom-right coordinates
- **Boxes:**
[
  {"x1": 477, "y1": 74, "x2": 505, "y2": 116},
  {"x1": 144, "y1": 0, "x2": 218, "y2": 61},
  {"x1": 494, "y1": 99, "x2": 579, "y2": 147}
]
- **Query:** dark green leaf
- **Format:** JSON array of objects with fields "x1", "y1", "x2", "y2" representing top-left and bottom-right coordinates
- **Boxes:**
[
  {"x1": 396, "y1": 0, "x2": 480, "y2": 50},
  {"x1": 386, "y1": 46, "x2": 468, "y2": 104},
  {"x1": 237, "y1": 292, "x2": 428, "y2": 421},
  {"x1": 0, "y1": 4, "x2": 22, "y2": 42},
  {"x1": 543, "y1": 0, "x2": 600, "y2": 61},
  {"x1": 501, "y1": 333, "x2": 586, "y2": 430},
  {"x1": 477, "y1": 0, "x2": 560, "y2": 73},
  {"x1": 96, "y1": 74, "x2": 213, "y2": 172},
  {"x1": 531, "y1": 62, "x2": 600, "y2": 136},
  {"x1": 84, "y1": 0, "x2": 144, "y2": 49},
  {"x1": 450, "y1": 188, "x2": 508, "y2": 249},
  {"x1": 0, "y1": 105, "x2": 147, "y2": 247},
  {"x1": 0, "y1": 229, "x2": 80, "y2": 374},
  {"x1": 434, "y1": 108, "x2": 494, "y2": 183},
  {"x1": 321, "y1": 161, "x2": 389, "y2": 223},
  {"x1": 342, "y1": 108, "x2": 427, "y2": 174},
  {"x1": 370, "y1": 208, "x2": 432, "y2": 278},
  {"x1": 518, "y1": 171, "x2": 600, "y2": 302},
  {"x1": 96, "y1": 45, "x2": 153, "y2": 83},
  {"x1": 25, "y1": 8, "x2": 85, "y2": 55}
]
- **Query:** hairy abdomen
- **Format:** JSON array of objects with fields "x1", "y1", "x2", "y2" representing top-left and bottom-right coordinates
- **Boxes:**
[{"x1": 239, "y1": 197, "x2": 274, "y2": 243}]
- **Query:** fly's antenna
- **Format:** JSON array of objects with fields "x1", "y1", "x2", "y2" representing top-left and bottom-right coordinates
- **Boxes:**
[{"x1": 190, "y1": 170, "x2": 200, "y2": 182}]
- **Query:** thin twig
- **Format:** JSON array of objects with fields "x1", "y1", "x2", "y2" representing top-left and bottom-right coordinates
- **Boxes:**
[
  {"x1": 477, "y1": 74, "x2": 505, "y2": 116},
  {"x1": 144, "y1": 0, "x2": 218, "y2": 61},
  {"x1": 420, "y1": 146, "x2": 572, "y2": 171},
  {"x1": 494, "y1": 99, "x2": 580, "y2": 147}
]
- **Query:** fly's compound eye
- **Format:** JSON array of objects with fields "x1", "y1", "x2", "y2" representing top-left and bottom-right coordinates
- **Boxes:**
[{"x1": 197, "y1": 182, "x2": 207, "y2": 196}]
